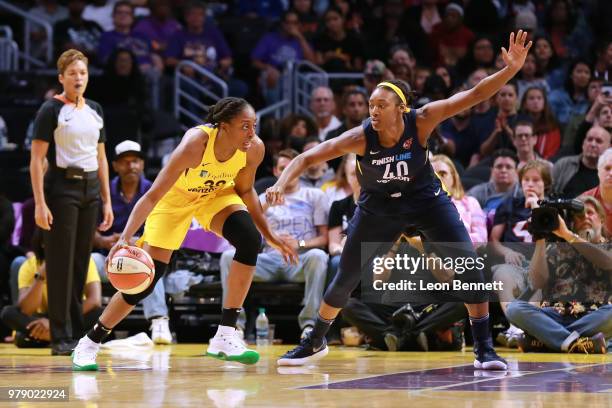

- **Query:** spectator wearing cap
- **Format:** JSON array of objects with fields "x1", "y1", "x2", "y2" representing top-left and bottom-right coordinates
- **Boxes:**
[
  {"x1": 429, "y1": 3, "x2": 475, "y2": 67},
  {"x1": 92, "y1": 140, "x2": 151, "y2": 254},
  {"x1": 89, "y1": 141, "x2": 171, "y2": 344},
  {"x1": 363, "y1": 60, "x2": 394, "y2": 96}
]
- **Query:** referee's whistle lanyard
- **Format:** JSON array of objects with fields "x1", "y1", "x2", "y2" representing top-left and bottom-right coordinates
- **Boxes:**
[{"x1": 55, "y1": 93, "x2": 85, "y2": 109}]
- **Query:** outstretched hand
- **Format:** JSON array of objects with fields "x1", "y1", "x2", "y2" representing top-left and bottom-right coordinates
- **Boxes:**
[
  {"x1": 265, "y1": 184, "x2": 286, "y2": 207},
  {"x1": 501, "y1": 30, "x2": 532, "y2": 73}
]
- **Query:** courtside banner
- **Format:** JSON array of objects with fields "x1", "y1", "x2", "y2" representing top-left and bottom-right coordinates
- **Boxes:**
[{"x1": 360, "y1": 241, "x2": 611, "y2": 306}]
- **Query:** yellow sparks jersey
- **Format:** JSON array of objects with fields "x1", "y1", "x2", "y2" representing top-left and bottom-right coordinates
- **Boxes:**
[{"x1": 171, "y1": 124, "x2": 247, "y2": 202}]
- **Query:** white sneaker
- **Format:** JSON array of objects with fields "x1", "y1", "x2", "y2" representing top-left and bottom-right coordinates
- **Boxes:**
[
  {"x1": 206, "y1": 326, "x2": 259, "y2": 365},
  {"x1": 72, "y1": 336, "x2": 100, "y2": 371},
  {"x1": 151, "y1": 317, "x2": 172, "y2": 345}
]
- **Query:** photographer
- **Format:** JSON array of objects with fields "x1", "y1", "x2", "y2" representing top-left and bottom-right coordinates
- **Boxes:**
[
  {"x1": 505, "y1": 196, "x2": 611, "y2": 354},
  {"x1": 342, "y1": 234, "x2": 467, "y2": 352}
]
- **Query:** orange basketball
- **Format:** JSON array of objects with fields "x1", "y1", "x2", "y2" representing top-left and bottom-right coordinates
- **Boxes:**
[{"x1": 107, "y1": 246, "x2": 155, "y2": 295}]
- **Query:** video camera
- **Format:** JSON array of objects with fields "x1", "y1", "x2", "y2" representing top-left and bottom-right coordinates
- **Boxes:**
[{"x1": 528, "y1": 198, "x2": 584, "y2": 239}]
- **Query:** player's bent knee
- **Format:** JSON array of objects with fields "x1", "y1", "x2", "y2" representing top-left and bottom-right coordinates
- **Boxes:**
[{"x1": 222, "y1": 210, "x2": 261, "y2": 267}]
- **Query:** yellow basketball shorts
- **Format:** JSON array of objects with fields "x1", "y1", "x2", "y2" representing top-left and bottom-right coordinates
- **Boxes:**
[{"x1": 139, "y1": 188, "x2": 245, "y2": 250}]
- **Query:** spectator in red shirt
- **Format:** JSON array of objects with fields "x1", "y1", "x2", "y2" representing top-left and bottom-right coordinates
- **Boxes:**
[
  {"x1": 581, "y1": 148, "x2": 612, "y2": 237},
  {"x1": 429, "y1": 3, "x2": 475, "y2": 68}
]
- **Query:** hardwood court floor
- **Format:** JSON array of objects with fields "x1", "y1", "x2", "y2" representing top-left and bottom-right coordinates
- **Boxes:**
[{"x1": 0, "y1": 344, "x2": 609, "y2": 407}]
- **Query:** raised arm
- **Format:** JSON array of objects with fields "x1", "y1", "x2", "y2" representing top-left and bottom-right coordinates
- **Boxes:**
[
  {"x1": 416, "y1": 31, "x2": 531, "y2": 142},
  {"x1": 266, "y1": 126, "x2": 365, "y2": 205}
]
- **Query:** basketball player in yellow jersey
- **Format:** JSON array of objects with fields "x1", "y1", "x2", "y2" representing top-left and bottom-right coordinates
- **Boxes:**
[{"x1": 72, "y1": 97, "x2": 297, "y2": 371}]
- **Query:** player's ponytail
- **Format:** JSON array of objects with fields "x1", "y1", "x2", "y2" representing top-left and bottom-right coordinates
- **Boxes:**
[{"x1": 205, "y1": 97, "x2": 251, "y2": 127}]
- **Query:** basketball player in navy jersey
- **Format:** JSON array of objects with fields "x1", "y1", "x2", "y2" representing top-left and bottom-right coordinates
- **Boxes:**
[{"x1": 267, "y1": 31, "x2": 532, "y2": 369}]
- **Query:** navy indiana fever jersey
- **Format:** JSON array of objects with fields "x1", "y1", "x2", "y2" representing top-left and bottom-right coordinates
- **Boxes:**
[{"x1": 356, "y1": 109, "x2": 446, "y2": 215}]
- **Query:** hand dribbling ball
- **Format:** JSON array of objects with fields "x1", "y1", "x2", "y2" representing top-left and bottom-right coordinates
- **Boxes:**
[{"x1": 107, "y1": 246, "x2": 155, "y2": 294}]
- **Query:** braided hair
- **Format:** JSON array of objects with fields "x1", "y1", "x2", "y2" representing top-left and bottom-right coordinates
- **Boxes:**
[{"x1": 204, "y1": 97, "x2": 251, "y2": 127}]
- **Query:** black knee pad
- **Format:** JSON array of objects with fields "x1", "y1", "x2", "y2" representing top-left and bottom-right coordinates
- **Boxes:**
[
  {"x1": 222, "y1": 210, "x2": 261, "y2": 266},
  {"x1": 121, "y1": 260, "x2": 167, "y2": 306}
]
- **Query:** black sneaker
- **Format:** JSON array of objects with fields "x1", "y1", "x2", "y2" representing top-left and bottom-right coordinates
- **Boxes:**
[
  {"x1": 517, "y1": 333, "x2": 547, "y2": 353},
  {"x1": 474, "y1": 340, "x2": 508, "y2": 370},
  {"x1": 51, "y1": 339, "x2": 78, "y2": 356},
  {"x1": 277, "y1": 336, "x2": 328, "y2": 366}
]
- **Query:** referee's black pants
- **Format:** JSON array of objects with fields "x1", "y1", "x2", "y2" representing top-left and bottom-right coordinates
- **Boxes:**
[{"x1": 43, "y1": 172, "x2": 99, "y2": 343}]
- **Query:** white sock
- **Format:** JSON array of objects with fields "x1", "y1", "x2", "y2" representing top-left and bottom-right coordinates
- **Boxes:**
[{"x1": 561, "y1": 331, "x2": 580, "y2": 351}]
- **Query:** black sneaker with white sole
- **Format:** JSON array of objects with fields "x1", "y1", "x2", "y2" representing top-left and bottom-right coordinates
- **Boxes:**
[
  {"x1": 277, "y1": 336, "x2": 328, "y2": 366},
  {"x1": 474, "y1": 340, "x2": 508, "y2": 370}
]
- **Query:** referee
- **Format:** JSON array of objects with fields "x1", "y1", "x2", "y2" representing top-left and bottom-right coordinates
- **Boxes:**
[{"x1": 30, "y1": 49, "x2": 113, "y2": 356}]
